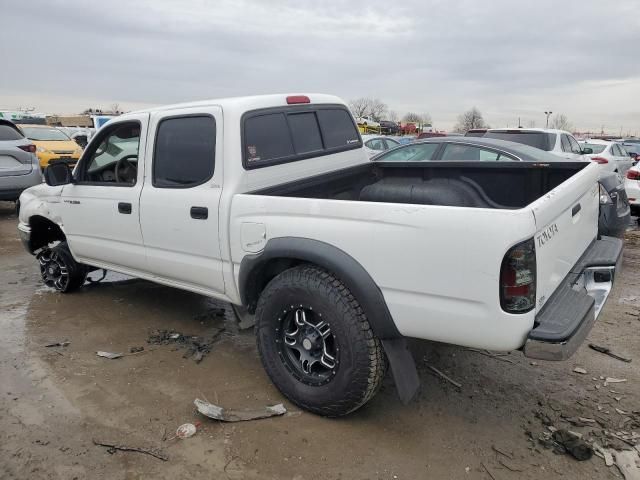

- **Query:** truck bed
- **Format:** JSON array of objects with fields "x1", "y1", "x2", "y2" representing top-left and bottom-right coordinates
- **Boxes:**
[{"x1": 252, "y1": 162, "x2": 589, "y2": 209}]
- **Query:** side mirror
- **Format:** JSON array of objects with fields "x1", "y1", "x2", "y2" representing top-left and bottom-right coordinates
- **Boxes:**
[
  {"x1": 581, "y1": 147, "x2": 593, "y2": 154},
  {"x1": 44, "y1": 162, "x2": 73, "y2": 186}
]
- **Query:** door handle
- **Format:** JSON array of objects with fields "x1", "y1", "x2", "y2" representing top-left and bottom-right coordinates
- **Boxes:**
[
  {"x1": 118, "y1": 202, "x2": 132, "y2": 214},
  {"x1": 572, "y1": 203, "x2": 581, "y2": 217},
  {"x1": 190, "y1": 206, "x2": 208, "y2": 220}
]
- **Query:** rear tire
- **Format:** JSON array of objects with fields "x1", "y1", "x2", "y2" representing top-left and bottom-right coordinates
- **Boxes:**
[
  {"x1": 255, "y1": 265, "x2": 387, "y2": 417},
  {"x1": 37, "y1": 241, "x2": 87, "y2": 293}
]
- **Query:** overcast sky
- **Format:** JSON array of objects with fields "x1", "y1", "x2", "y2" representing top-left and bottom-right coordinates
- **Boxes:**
[{"x1": 1, "y1": 0, "x2": 639, "y2": 134}]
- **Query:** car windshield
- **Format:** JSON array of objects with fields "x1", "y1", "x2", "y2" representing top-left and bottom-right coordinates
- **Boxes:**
[
  {"x1": 483, "y1": 131, "x2": 555, "y2": 151},
  {"x1": 581, "y1": 143, "x2": 606, "y2": 154},
  {"x1": 21, "y1": 127, "x2": 71, "y2": 141}
]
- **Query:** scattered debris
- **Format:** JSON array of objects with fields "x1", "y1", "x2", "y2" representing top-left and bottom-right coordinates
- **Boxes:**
[
  {"x1": 589, "y1": 343, "x2": 632, "y2": 363},
  {"x1": 616, "y1": 408, "x2": 630, "y2": 415},
  {"x1": 498, "y1": 458, "x2": 524, "y2": 472},
  {"x1": 614, "y1": 450, "x2": 640, "y2": 480},
  {"x1": 464, "y1": 348, "x2": 515, "y2": 364},
  {"x1": 129, "y1": 346, "x2": 144, "y2": 353},
  {"x1": 481, "y1": 462, "x2": 498, "y2": 480},
  {"x1": 96, "y1": 351, "x2": 123, "y2": 359},
  {"x1": 93, "y1": 439, "x2": 168, "y2": 461},
  {"x1": 593, "y1": 443, "x2": 615, "y2": 467},
  {"x1": 175, "y1": 423, "x2": 197, "y2": 439},
  {"x1": 426, "y1": 365, "x2": 462, "y2": 389},
  {"x1": 194, "y1": 398, "x2": 286, "y2": 422},
  {"x1": 551, "y1": 429, "x2": 593, "y2": 461},
  {"x1": 147, "y1": 328, "x2": 226, "y2": 363},
  {"x1": 573, "y1": 367, "x2": 588, "y2": 374},
  {"x1": 491, "y1": 444, "x2": 513, "y2": 459},
  {"x1": 44, "y1": 341, "x2": 70, "y2": 348},
  {"x1": 605, "y1": 378, "x2": 628, "y2": 386}
]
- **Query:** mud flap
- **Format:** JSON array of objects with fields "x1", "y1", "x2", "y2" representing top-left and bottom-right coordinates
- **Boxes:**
[{"x1": 381, "y1": 338, "x2": 420, "y2": 404}]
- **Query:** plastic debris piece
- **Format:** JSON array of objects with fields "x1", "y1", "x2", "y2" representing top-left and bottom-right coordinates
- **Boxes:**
[
  {"x1": 614, "y1": 450, "x2": 640, "y2": 480},
  {"x1": 176, "y1": 423, "x2": 197, "y2": 439},
  {"x1": 45, "y1": 341, "x2": 70, "y2": 348},
  {"x1": 194, "y1": 398, "x2": 286, "y2": 422},
  {"x1": 96, "y1": 351, "x2": 123, "y2": 359},
  {"x1": 605, "y1": 377, "x2": 628, "y2": 386},
  {"x1": 573, "y1": 367, "x2": 588, "y2": 374},
  {"x1": 129, "y1": 346, "x2": 144, "y2": 353},
  {"x1": 593, "y1": 443, "x2": 614, "y2": 467},
  {"x1": 589, "y1": 343, "x2": 632, "y2": 363}
]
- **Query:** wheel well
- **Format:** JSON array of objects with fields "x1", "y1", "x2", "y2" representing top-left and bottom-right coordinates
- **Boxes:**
[
  {"x1": 244, "y1": 257, "x2": 305, "y2": 313},
  {"x1": 29, "y1": 216, "x2": 66, "y2": 252}
]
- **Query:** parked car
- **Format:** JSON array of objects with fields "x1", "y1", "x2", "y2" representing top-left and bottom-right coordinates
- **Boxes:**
[
  {"x1": 17, "y1": 125, "x2": 83, "y2": 169},
  {"x1": 0, "y1": 120, "x2": 42, "y2": 203},
  {"x1": 362, "y1": 134, "x2": 400, "y2": 158},
  {"x1": 625, "y1": 164, "x2": 640, "y2": 217},
  {"x1": 355, "y1": 116, "x2": 379, "y2": 128},
  {"x1": 18, "y1": 94, "x2": 622, "y2": 417},
  {"x1": 467, "y1": 128, "x2": 588, "y2": 161},
  {"x1": 618, "y1": 139, "x2": 640, "y2": 159},
  {"x1": 578, "y1": 139, "x2": 634, "y2": 179},
  {"x1": 379, "y1": 120, "x2": 400, "y2": 135},
  {"x1": 372, "y1": 137, "x2": 630, "y2": 238}
]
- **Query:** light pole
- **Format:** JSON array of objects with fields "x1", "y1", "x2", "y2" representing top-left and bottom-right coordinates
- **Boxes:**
[{"x1": 544, "y1": 111, "x2": 553, "y2": 128}]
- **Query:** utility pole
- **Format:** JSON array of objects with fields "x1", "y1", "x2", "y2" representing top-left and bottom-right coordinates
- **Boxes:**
[{"x1": 544, "y1": 111, "x2": 553, "y2": 128}]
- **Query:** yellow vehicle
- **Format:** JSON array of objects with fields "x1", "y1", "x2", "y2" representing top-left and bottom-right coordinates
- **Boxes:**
[{"x1": 18, "y1": 125, "x2": 83, "y2": 169}]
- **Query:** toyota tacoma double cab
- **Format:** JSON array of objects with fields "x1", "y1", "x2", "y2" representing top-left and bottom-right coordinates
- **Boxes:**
[{"x1": 17, "y1": 94, "x2": 623, "y2": 416}]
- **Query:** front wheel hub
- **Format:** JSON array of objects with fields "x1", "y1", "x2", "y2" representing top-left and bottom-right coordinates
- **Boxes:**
[
  {"x1": 37, "y1": 248, "x2": 70, "y2": 291},
  {"x1": 278, "y1": 306, "x2": 339, "y2": 386}
]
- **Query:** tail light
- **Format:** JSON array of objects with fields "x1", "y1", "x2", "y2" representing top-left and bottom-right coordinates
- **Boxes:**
[
  {"x1": 286, "y1": 95, "x2": 310, "y2": 104},
  {"x1": 591, "y1": 157, "x2": 608, "y2": 164},
  {"x1": 627, "y1": 170, "x2": 640, "y2": 180},
  {"x1": 599, "y1": 184, "x2": 614, "y2": 205},
  {"x1": 17, "y1": 144, "x2": 36, "y2": 153},
  {"x1": 500, "y1": 238, "x2": 536, "y2": 313}
]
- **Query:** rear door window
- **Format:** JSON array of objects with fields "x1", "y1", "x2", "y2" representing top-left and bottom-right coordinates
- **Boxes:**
[
  {"x1": 384, "y1": 138, "x2": 400, "y2": 149},
  {"x1": 441, "y1": 143, "x2": 515, "y2": 161},
  {"x1": 365, "y1": 138, "x2": 385, "y2": 151},
  {"x1": 153, "y1": 116, "x2": 216, "y2": 188},
  {"x1": 315, "y1": 109, "x2": 360, "y2": 149},
  {"x1": 287, "y1": 112, "x2": 323, "y2": 154},
  {"x1": 244, "y1": 113, "x2": 295, "y2": 166}
]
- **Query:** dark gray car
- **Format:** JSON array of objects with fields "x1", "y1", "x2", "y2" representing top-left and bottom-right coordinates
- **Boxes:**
[
  {"x1": 373, "y1": 137, "x2": 630, "y2": 237},
  {"x1": 0, "y1": 120, "x2": 42, "y2": 202}
]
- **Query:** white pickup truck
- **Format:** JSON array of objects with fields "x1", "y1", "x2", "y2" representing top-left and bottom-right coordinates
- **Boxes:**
[{"x1": 17, "y1": 94, "x2": 623, "y2": 416}]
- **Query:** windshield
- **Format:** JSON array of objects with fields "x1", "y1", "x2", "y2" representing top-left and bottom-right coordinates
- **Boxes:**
[
  {"x1": 581, "y1": 143, "x2": 606, "y2": 154},
  {"x1": 21, "y1": 127, "x2": 71, "y2": 141},
  {"x1": 483, "y1": 131, "x2": 555, "y2": 151}
]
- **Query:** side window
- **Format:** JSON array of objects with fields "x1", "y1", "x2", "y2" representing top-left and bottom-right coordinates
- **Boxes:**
[
  {"x1": 560, "y1": 135, "x2": 572, "y2": 152},
  {"x1": 384, "y1": 139, "x2": 400, "y2": 149},
  {"x1": 287, "y1": 112, "x2": 323, "y2": 154},
  {"x1": 377, "y1": 143, "x2": 439, "y2": 162},
  {"x1": 315, "y1": 109, "x2": 360, "y2": 149},
  {"x1": 441, "y1": 144, "x2": 506, "y2": 161},
  {"x1": 153, "y1": 116, "x2": 216, "y2": 188},
  {"x1": 81, "y1": 122, "x2": 140, "y2": 185},
  {"x1": 567, "y1": 136, "x2": 582, "y2": 154},
  {"x1": 365, "y1": 139, "x2": 385, "y2": 151}
]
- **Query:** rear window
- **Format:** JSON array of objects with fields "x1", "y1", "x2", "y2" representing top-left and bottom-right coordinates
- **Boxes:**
[
  {"x1": 483, "y1": 131, "x2": 556, "y2": 151},
  {"x1": 581, "y1": 143, "x2": 606, "y2": 154},
  {"x1": 243, "y1": 106, "x2": 361, "y2": 169},
  {"x1": 0, "y1": 124, "x2": 24, "y2": 141}
]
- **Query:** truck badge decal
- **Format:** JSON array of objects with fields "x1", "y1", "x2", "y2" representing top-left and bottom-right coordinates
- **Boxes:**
[
  {"x1": 536, "y1": 223, "x2": 559, "y2": 247},
  {"x1": 64, "y1": 200, "x2": 80, "y2": 205}
]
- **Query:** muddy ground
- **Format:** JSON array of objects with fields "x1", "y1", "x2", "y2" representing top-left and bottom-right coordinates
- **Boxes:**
[{"x1": 1, "y1": 200, "x2": 639, "y2": 480}]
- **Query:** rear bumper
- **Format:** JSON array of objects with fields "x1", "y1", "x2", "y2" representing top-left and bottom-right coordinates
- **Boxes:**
[{"x1": 523, "y1": 236, "x2": 623, "y2": 361}]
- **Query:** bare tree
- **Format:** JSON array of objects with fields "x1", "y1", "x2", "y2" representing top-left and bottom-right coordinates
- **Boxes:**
[
  {"x1": 388, "y1": 110, "x2": 399, "y2": 122},
  {"x1": 453, "y1": 107, "x2": 488, "y2": 133},
  {"x1": 550, "y1": 114, "x2": 573, "y2": 132},
  {"x1": 110, "y1": 103, "x2": 120, "y2": 114},
  {"x1": 348, "y1": 97, "x2": 388, "y2": 121},
  {"x1": 403, "y1": 112, "x2": 422, "y2": 123},
  {"x1": 348, "y1": 98, "x2": 370, "y2": 119},
  {"x1": 421, "y1": 113, "x2": 432, "y2": 126}
]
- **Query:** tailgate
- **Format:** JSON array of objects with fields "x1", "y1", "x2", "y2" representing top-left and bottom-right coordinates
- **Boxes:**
[{"x1": 530, "y1": 163, "x2": 600, "y2": 312}]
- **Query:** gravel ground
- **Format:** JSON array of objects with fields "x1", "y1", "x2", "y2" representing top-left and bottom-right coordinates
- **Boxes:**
[{"x1": 1, "y1": 200, "x2": 639, "y2": 479}]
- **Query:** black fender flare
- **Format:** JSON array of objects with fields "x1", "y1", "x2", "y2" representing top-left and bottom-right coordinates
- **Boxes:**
[
  {"x1": 238, "y1": 237, "x2": 420, "y2": 403},
  {"x1": 239, "y1": 237, "x2": 401, "y2": 339}
]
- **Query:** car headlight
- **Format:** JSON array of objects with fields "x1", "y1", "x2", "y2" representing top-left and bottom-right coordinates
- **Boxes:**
[
  {"x1": 36, "y1": 146, "x2": 51, "y2": 154},
  {"x1": 74, "y1": 148, "x2": 83, "y2": 156}
]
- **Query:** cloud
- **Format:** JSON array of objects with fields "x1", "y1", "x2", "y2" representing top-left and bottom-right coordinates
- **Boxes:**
[{"x1": 1, "y1": 0, "x2": 639, "y2": 134}]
